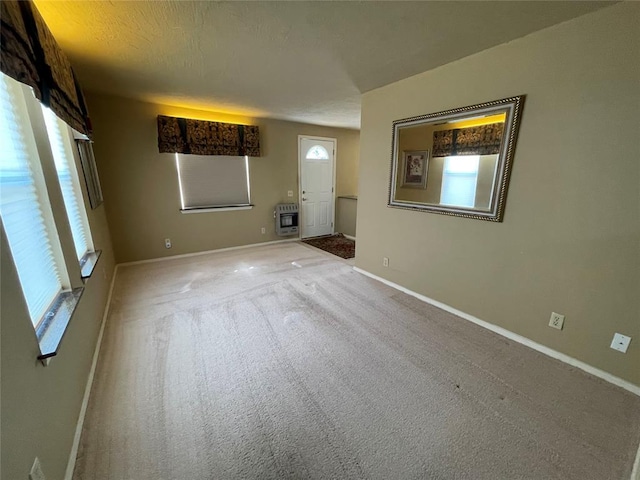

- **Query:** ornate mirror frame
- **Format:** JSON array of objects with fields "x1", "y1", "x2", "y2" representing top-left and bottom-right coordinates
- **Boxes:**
[{"x1": 388, "y1": 95, "x2": 525, "y2": 222}]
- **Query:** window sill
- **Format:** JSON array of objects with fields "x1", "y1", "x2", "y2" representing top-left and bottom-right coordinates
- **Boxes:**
[
  {"x1": 80, "y1": 250, "x2": 102, "y2": 280},
  {"x1": 180, "y1": 205, "x2": 254, "y2": 214},
  {"x1": 36, "y1": 287, "x2": 84, "y2": 362}
]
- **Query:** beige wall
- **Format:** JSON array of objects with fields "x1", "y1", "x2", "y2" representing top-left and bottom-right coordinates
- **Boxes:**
[
  {"x1": 85, "y1": 94, "x2": 360, "y2": 263},
  {"x1": 336, "y1": 197, "x2": 358, "y2": 237},
  {"x1": 1, "y1": 165, "x2": 115, "y2": 477},
  {"x1": 356, "y1": 3, "x2": 640, "y2": 385}
]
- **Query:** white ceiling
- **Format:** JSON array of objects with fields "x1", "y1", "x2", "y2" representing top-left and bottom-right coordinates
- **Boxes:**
[{"x1": 36, "y1": 1, "x2": 612, "y2": 129}]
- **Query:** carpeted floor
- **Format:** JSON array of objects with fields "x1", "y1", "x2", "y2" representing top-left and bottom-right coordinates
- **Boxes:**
[
  {"x1": 74, "y1": 242, "x2": 640, "y2": 479},
  {"x1": 302, "y1": 233, "x2": 355, "y2": 259}
]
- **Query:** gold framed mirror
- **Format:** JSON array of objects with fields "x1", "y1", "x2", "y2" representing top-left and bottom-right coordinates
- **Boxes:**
[{"x1": 388, "y1": 95, "x2": 525, "y2": 222}]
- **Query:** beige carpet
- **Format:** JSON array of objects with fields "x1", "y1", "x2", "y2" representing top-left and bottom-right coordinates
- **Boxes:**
[{"x1": 74, "y1": 242, "x2": 640, "y2": 479}]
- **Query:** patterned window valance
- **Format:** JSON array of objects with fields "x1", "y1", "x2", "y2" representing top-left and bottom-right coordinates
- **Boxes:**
[
  {"x1": 157, "y1": 115, "x2": 261, "y2": 157},
  {"x1": 432, "y1": 123, "x2": 504, "y2": 157},
  {"x1": 0, "y1": 0, "x2": 92, "y2": 136}
]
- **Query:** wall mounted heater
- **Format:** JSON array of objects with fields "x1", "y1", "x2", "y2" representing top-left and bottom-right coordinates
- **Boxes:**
[{"x1": 275, "y1": 203, "x2": 299, "y2": 236}]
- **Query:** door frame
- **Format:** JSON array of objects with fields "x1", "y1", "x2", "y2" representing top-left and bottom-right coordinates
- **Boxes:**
[{"x1": 297, "y1": 135, "x2": 337, "y2": 239}]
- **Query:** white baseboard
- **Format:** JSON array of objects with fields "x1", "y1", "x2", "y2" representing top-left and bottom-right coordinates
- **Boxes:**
[
  {"x1": 64, "y1": 264, "x2": 119, "y2": 480},
  {"x1": 343, "y1": 234, "x2": 356, "y2": 241},
  {"x1": 632, "y1": 441, "x2": 640, "y2": 480},
  {"x1": 118, "y1": 238, "x2": 300, "y2": 267},
  {"x1": 353, "y1": 266, "x2": 640, "y2": 397},
  {"x1": 355, "y1": 268, "x2": 640, "y2": 480}
]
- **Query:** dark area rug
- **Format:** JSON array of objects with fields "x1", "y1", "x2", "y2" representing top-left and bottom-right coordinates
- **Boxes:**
[{"x1": 302, "y1": 233, "x2": 355, "y2": 259}]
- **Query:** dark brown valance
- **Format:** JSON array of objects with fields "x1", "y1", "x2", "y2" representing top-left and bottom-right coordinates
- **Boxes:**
[
  {"x1": 432, "y1": 123, "x2": 504, "y2": 157},
  {"x1": 0, "y1": 0, "x2": 92, "y2": 136},
  {"x1": 157, "y1": 115, "x2": 261, "y2": 157}
]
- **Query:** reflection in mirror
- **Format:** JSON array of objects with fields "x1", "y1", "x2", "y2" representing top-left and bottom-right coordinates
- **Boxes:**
[{"x1": 388, "y1": 96, "x2": 524, "y2": 222}]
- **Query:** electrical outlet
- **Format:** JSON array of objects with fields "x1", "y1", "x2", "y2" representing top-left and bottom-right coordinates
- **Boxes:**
[
  {"x1": 261, "y1": 227, "x2": 266, "y2": 234},
  {"x1": 549, "y1": 312, "x2": 564, "y2": 330},
  {"x1": 287, "y1": 190, "x2": 293, "y2": 197},
  {"x1": 383, "y1": 257, "x2": 389, "y2": 267},
  {"x1": 164, "y1": 238, "x2": 172, "y2": 249},
  {"x1": 610, "y1": 333, "x2": 631, "y2": 353},
  {"x1": 30, "y1": 457, "x2": 45, "y2": 480}
]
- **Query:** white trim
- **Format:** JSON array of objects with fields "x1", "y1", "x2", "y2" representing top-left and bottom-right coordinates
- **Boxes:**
[
  {"x1": 180, "y1": 205, "x2": 253, "y2": 214},
  {"x1": 64, "y1": 264, "x2": 119, "y2": 480},
  {"x1": 332, "y1": 141, "x2": 337, "y2": 236},
  {"x1": 118, "y1": 238, "x2": 300, "y2": 267},
  {"x1": 632, "y1": 441, "x2": 640, "y2": 480},
  {"x1": 352, "y1": 266, "x2": 640, "y2": 397},
  {"x1": 343, "y1": 234, "x2": 356, "y2": 241},
  {"x1": 298, "y1": 135, "x2": 337, "y2": 239},
  {"x1": 175, "y1": 153, "x2": 185, "y2": 210},
  {"x1": 244, "y1": 155, "x2": 251, "y2": 204}
]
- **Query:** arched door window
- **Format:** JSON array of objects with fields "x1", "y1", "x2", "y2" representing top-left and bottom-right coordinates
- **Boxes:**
[{"x1": 305, "y1": 145, "x2": 329, "y2": 160}]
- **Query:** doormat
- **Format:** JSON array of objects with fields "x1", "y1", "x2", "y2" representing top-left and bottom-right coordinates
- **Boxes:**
[{"x1": 302, "y1": 233, "x2": 355, "y2": 259}]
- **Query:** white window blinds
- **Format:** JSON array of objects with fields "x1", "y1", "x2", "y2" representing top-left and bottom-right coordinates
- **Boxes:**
[
  {"x1": 0, "y1": 74, "x2": 63, "y2": 325},
  {"x1": 42, "y1": 106, "x2": 93, "y2": 260},
  {"x1": 176, "y1": 154, "x2": 250, "y2": 209},
  {"x1": 440, "y1": 156, "x2": 480, "y2": 208}
]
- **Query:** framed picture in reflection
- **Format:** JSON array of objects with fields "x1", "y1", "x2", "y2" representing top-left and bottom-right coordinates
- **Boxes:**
[{"x1": 401, "y1": 150, "x2": 428, "y2": 188}]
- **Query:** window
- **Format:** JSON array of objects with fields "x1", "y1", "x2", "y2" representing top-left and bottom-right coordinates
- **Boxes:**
[
  {"x1": 305, "y1": 145, "x2": 329, "y2": 160},
  {"x1": 176, "y1": 154, "x2": 251, "y2": 211},
  {"x1": 0, "y1": 73, "x2": 69, "y2": 326},
  {"x1": 0, "y1": 71, "x2": 93, "y2": 359},
  {"x1": 440, "y1": 155, "x2": 480, "y2": 208},
  {"x1": 42, "y1": 105, "x2": 94, "y2": 262}
]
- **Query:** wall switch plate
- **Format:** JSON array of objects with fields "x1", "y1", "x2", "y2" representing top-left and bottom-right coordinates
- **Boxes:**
[
  {"x1": 164, "y1": 238, "x2": 172, "y2": 249},
  {"x1": 261, "y1": 227, "x2": 266, "y2": 234},
  {"x1": 610, "y1": 333, "x2": 631, "y2": 353},
  {"x1": 287, "y1": 190, "x2": 293, "y2": 197},
  {"x1": 383, "y1": 257, "x2": 389, "y2": 267},
  {"x1": 549, "y1": 312, "x2": 565, "y2": 330},
  {"x1": 30, "y1": 457, "x2": 45, "y2": 480}
]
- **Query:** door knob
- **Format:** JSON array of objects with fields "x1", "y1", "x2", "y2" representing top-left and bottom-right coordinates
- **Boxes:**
[{"x1": 302, "y1": 197, "x2": 307, "y2": 201}]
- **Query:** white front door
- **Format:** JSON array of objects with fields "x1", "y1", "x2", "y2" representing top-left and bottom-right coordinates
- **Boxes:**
[{"x1": 299, "y1": 136, "x2": 336, "y2": 239}]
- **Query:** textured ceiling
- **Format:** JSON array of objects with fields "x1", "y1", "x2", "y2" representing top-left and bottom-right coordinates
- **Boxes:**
[{"x1": 35, "y1": 1, "x2": 612, "y2": 129}]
